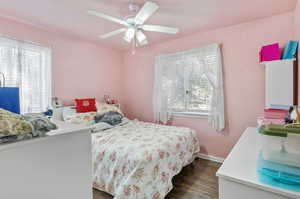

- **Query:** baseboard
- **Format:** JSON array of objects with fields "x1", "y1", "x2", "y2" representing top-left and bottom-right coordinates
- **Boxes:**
[{"x1": 198, "y1": 153, "x2": 224, "y2": 163}]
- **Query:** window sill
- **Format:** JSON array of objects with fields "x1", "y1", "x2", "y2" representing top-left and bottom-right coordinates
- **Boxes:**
[{"x1": 172, "y1": 112, "x2": 209, "y2": 118}]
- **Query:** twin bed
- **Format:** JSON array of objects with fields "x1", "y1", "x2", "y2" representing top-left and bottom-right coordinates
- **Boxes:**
[{"x1": 53, "y1": 105, "x2": 200, "y2": 199}]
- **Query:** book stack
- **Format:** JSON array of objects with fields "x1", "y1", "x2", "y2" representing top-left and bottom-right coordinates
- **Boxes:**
[{"x1": 264, "y1": 108, "x2": 288, "y2": 119}]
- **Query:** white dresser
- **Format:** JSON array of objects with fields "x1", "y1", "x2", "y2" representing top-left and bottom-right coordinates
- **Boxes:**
[
  {"x1": 0, "y1": 126, "x2": 92, "y2": 199},
  {"x1": 217, "y1": 127, "x2": 300, "y2": 199}
]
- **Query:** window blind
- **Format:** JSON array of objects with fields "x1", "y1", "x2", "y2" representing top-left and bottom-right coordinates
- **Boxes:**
[{"x1": 154, "y1": 43, "x2": 225, "y2": 131}]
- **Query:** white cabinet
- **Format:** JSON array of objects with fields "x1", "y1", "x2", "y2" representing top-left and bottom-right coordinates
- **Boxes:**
[
  {"x1": 0, "y1": 127, "x2": 92, "y2": 199},
  {"x1": 217, "y1": 128, "x2": 300, "y2": 199},
  {"x1": 264, "y1": 59, "x2": 296, "y2": 107}
]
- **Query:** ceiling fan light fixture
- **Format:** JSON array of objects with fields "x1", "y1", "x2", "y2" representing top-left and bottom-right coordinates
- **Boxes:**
[
  {"x1": 139, "y1": 39, "x2": 148, "y2": 46},
  {"x1": 136, "y1": 30, "x2": 147, "y2": 43},
  {"x1": 125, "y1": 28, "x2": 136, "y2": 41},
  {"x1": 123, "y1": 35, "x2": 132, "y2": 43}
]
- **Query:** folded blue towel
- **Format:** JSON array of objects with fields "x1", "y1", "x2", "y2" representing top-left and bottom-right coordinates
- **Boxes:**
[{"x1": 267, "y1": 104, "x2": 291, "y2": 111}]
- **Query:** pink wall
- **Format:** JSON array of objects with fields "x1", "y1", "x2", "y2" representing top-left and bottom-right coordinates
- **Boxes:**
[
  {"x1": 0, "y1": 16, "x2": 123, "y2": 104},
  {"x1": 122, "y1": 13, "x2": 294, "y2": 158}
]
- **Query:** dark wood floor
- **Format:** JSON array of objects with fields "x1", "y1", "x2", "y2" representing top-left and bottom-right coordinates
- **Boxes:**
[{"x1": 93, "y1": 158, "x2": 221, "y2": 199}]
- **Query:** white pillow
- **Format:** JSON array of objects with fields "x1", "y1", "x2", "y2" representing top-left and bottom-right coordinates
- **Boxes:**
[
  {"x1": 62, "y1": 106, "x2": 76, "y2": 121},
  {"x1": 62, "y1": 106, "x2": 97, "y2": 126},
  {"x1": 61, "y1": 103, "x2": 123, "y2": 126},
  {"x1": 96, "y1": 102, "x2": 123, "y2": 116}
]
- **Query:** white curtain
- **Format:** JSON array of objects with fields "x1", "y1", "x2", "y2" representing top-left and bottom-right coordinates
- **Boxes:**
[
  {"x1": 153, "y1": 43, "x2": 225, "y2": 131},
  {"x1": 201, "y1": 44, "x2": 225, "y2": 132},
  {"x1": 153, "y1": 53, "x2": 186, "y2": 124},
  {"x1": 0, "y1": 37, "x2": 52, "y2": 113}
]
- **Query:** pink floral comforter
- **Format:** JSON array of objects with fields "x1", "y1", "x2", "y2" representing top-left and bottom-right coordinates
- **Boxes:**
[{"x1": 92, "y1": 120, "x2": 200, "y2": 199}]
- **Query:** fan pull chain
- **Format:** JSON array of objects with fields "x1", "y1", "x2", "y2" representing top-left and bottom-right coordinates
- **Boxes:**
[{"x1": 132, "y1": 34, "x2": 136, "y2": 55}]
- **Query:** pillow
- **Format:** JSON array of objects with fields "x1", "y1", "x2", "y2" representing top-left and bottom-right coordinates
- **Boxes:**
[
  {"x1": 62, "y1": 106, "x2": 77, "y2": 121},
  {"x1": 96, "y1": 102, "x2": 123, "y2": 116},
  {"x1": 62, "y1": 106, "x2": 97, "y2": 126},
  {"x1": 75, "y1": 98, "x2": 97, "y2": 113},
  {"x1": 64, "y1": 112, "x2": 97, "y2": 126},
  {"x1": 94, "y1": 111, "x2": 123, "y2": 126}
]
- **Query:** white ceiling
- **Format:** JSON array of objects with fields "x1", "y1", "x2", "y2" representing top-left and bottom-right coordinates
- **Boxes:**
[{"x1": 0, "y1": 0, "x2": 297, "y2": 51}]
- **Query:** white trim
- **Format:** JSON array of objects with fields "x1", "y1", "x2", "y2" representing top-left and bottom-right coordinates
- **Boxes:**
[
  {"x1": 0, "y1": 35, "x2": 52, "y2": 48},
  {"x1": 260, "y1": 58, "x2": 295, "y2": 65},
  {"x1": 198, "y1": 153, "x2": 224, "y2": 163},
  {"x1": 157, "y1": 43, "x2": 219, "y2": 58},
  {"x1": 172, "y1": 111, "x2": 209, "y2": 118}
]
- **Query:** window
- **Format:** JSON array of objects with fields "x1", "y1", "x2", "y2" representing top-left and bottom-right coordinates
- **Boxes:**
[
  {"x1": 0, "y1": 37, "x2": 51, "y2": 113},
  {"x1": 154, "y1": 44, "x2": 225, "y2": 125},
  {"x1": 154, "y1": 44, "x2": 225, "y2": 130},
  {"x1": 156, "y1": 48, "x2": 217, "y2": 117},
  {"x1": 164, "y1": 56, "x2": 214, "y2": 115}
]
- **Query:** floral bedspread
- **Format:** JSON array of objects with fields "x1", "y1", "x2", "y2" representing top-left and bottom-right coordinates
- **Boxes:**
[{"x1": 92, "y1": 120, "x2": 200, "y2": 199}]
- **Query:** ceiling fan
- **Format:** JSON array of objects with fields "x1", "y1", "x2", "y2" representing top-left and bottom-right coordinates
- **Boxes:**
[{"x1": 87, "y1": 1, "x2": 179, "y2": 53}]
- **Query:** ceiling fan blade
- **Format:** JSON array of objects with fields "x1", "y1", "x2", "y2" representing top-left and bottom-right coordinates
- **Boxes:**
[
  {"x1": 142, "y1": 25, "x2": 179, "y2": 34},
  {"x1": 99, "y1": 28, "x2": 127, "y2": 39},
  {"x1": 135, "y1": 1, "x2": 159, "y2": 25},
  {"x1": 136, "y1": 31, "x2": 148, "y2": 46},
  {"x1": 88, "y1": 10, "x2": 128, "y2": 26}
]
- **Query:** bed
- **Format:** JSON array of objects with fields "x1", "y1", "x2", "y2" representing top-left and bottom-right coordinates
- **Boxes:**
[{"x1": 54, "y1": 105, "x2": 200, "y2": 199}]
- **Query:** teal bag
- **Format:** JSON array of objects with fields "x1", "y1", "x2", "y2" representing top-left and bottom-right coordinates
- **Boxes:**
[{"x1": 282, "y1": 40, "x2": 298, "y2": 59}]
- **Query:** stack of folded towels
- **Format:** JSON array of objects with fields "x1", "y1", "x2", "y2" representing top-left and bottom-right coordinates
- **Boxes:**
[
  {"x1": 257, "y1": 105, "x2": 290, "y2": 126},
  {"x1": 264, "y1": 108, "x2": 288, "y2": 120}
]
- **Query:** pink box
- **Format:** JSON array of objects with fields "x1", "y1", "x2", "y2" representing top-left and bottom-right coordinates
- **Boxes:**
[{"x1": 259, "y1": 43, "x2": 281, "y2": 62}]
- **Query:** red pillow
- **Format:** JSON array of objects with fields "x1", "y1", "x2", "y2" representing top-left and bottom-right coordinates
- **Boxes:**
[{"x1": 75, "y1": 98, "x2": 97, "y2": 113}]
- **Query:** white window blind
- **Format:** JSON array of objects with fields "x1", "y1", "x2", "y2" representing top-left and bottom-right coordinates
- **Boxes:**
[
  {"x1": 163, "y1": 55, "x2": 214, "y2": 114},
  {"x1": 154, "y1": 43, "x2": 225, "y2": 131},
  {"x1": 0, "y1": 37, "x2": 52, "y2": 113}
]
